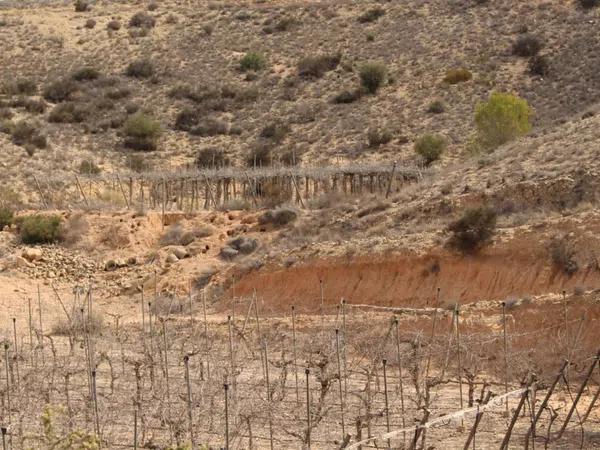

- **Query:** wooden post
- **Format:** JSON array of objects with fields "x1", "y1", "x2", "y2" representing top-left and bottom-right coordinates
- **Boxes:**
[
  {"x1": 292, "y1": 305, "x2": 300, "y2": 405},
  {"x1": 499, "y1": 376, "x2": 535, "y2": 450},
  {"x1": 463, "y1": 392, "x2": 493, "y2": 450},
  {"x1": 4, "y1": 344, "x2": 11, "y2": 425},
  {"x1": 224, "y1": 383, "x2": 230, "y2": 450},
  {"x1": 455, "y1": 304, "x2": 464, "y2": 423},
  {"x1": 32, "y1": 174, "x2": 48, "y2": 209},
  {"x1": 11, "y1": 319, "x2": 19, "y2": 389},
  {"x1": 264, "y1": 343, "x2": 274, "y2": 450},
  {"x1": 383, "y1": 358, "x2": 391, "y2": 449},
  {"x1": 335, "y1": 329, "x2": 346, "y2": 441},
  {"x1": 184, "y1": 355, "x2": 195, "y2": 450},
  {"x1": 116, "y1": 174, "x2": 130, "y2": 209},
  {"x1": 305, "y1": 368, "x2": 311, "y2": 449},
  {"x1": 502, "y1": 301, "x2": 510, "y2": 418},
  {"x1": 75, "y1": 175, "x2": 90, "y2": 207},
  {"x1": 394, "y1": 318, "x2": 406, "y2": 446},
  {"x1": 385, "y1": 161, "x2": 397, "y2": 199},
  {"x1": 133, "y1": 409, "x2": 138, "y2": 450}
]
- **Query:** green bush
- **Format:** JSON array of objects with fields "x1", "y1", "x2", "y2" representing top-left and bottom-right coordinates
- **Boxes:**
[
  {"x1": 359, "y1": 62, "x2": 387, "y2": 94},
  {"x1": 448, "y1": 206, "x2": 497, "y2": 253},
  {"x1": 72, "y1": 67, "x2": 100, "y2": 81},
  {"x1": 414, "y1": 134, "x2": 446, "y2": 166},
  {"x1": 43, "y1": 78, "x2": 77, "y2": 103},
  {"x1": 443, "y1": 68, "x2": 472, "y2": 84},
  {"x1": 0, "y1": 207, "x2": 13, "y2": 230},
  {"x1": 122, "y1": 112, "x2": 161, "y2": 151},
  {"x1": 298, "y1": 53, "x2": 341, "y2": 78},
  {"x1": 240, "y1": 52, "x2": 267, "y2": 72},
  {"x1": 357, "y1": 7, "x2": 385, "y2": 23},
  {"x1": 19, "y1": 215, "x2": 62, "y2": 244},
  {"x1": 48, "y1": 102, "x2": 89, "y2": 123},
  {"x1": 125, "y1": 59, "x2": 155, "y2": 78},
  {"x1": 474, "y1": 92, "x2": 532, "y2": 150}
]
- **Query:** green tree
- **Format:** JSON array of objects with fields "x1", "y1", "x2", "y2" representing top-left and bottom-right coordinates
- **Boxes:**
[{"x1": 474, "y1": 92, "x2": 532, "y2": 151}]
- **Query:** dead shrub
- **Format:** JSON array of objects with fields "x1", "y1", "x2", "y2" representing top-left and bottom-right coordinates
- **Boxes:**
[
  {"x1": 195, "y1": 147, "x2": 230, "y2": 168},
  {"x1": 258, "y1": 207, "x2": 298, "y2": 226},
  {"x1": 298, "y1": 53, "x2": 341, "y2": 78},
  {"x1": 548, "y1": 237, "x2": 578, "y2": 275},
  {"x1": 129, "y1": 11, "x2": 156, "y2": 28},
  {"x1": 61, "y1": 212, "x2": 90, "y2": 246},
  {"x1": 448, "y1": 206, "x2": 497, "y2": 253},
  {"x1": 52, "y1": 311, "x2": 104, "y2": 336}
]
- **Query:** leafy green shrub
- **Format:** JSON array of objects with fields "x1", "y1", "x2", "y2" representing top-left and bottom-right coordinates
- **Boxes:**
[
  {"x1": 298, "y1": 53, "x2": 341, "y2": 78},
  {"x1": 427, "y1": 100, "x2": 446, "y2": 114},
  {"x1": 11, "y1": 120, "x2": 47, "y2": 148},
  {"x1": 195, "y1": 147, "x2": 230, "y2": 168},
  {"x1": 72, "y1": 67, "x2": 100, "y2": 81},
  {"x1": 448, "y1": 206, "x2": 497, "y2": 253},
  {"x1": 240, "y1": 52, "x2": 267, "y2": 72},
  {"x1": 474, "y1": 92, "x2": 532, "y2": 150},
  {"x1": 512, "y1": 34, "x2": 542, "y2": 57},
  {"x1": 367, "y1": 127, "x2": 392, "y2": 147},
  {"x1": 0, "y1": 207, "x2": 13, "y2": 230},
  {"x1": 414, "y1": 134, "x2": 446, "y2": 166},
  {"x1": 443, "y1": 68, "x2": 472, "y2": 84},
  {"x1": 357, "y1": 7, "x2": 385, "y2": 23},
  {"x1": 125, "y1": 59, "x2": 154, "y2": 78},
  {"x1": 529, "y1": 54, "x2": 550, "y2": 76},
  {"x1": 43, "y1": 78, "x2": 77, "y2": 102},
  {"x1": 48, "y1": 102, "x2": 89, "y2": 123},
  {"x1": 122, "y1": 112, "x2": 161, "y2": 151},
  {"x1": 174, "y1": 108, "x2": 200, "y2": 131},
  {"x1": 129, "y1": 11, "x2": 155, "y2": 28},
  {"x1": 74, "y1": 0, "x2": 88, "y2": 12},
  {"x1": 79, "y1": 159, "x2": 101, "y2": 174},
  {"x1": 359, "y1": 62, "x2": 387, "y2": 94},
  {"x1": 19, "y1": 215, "x2": 62, "y2": 244}
]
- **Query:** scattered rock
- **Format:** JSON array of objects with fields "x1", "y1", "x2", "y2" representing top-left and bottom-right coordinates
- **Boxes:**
[
  {"x1": 228, "y1": 236, "x2": 258, "y2": 255},
  {"x1": 173, "y1": 247, "x2": 187, "y2": 259},
  {"x1": 220, "y1": 246, "x2": 239, "y2": 260},
  {"x1": 166, "y1": 253, "x2": 179, "y2": 264},
  {"x1": 0, "y1": 255, "x2": 33, "y2": 271},
  {"x1": 258, "y1": 208, "x2": 298, "y2": 226},
  {"x1": 22, "y1": 247, "x2": 43, "y2": 262}
]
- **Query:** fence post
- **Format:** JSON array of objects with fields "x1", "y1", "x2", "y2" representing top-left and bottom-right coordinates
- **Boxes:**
[
  {"x1": 502, "y1": 301, "x2": 510, "y2": 418},
  {"x1": 524, "y1": 360, "x2": 568, "y2": 449},
  {"x1": 382, "y1": 358, "x2": 391, "y2": 450},
  {"x1": 224, "y1": 383, "x2": 230, "y2": 450},
  {"x1": 4, "y1": 344, "x2": 11, "y2": 425},
  {"x1": 306, "y1": 368, "x2": 311, "y2": 449},
  {"x1": 557, "y1": 350, "x2": 600, "y2": 439},
  {"x1": 292, "y1": 306, "x2": 300, "y2": 405},
  {"x1": 335, "y1": 329, "x2": 346, "y2": 442},
  {"x1": 500, "y1": 376, "x2": 535, "y2": 450},
  {"x1": 394, "y1": 317, "x2": 406, "y2": 446},
  {"x1": 133, "y1": 409, "x2": 138, "y2": 450},
  {"x1": 184, "y1": 355, "x2": 195, "y2": 450},
  {"x1": 1, "y1": 427, "x2": 6, "y2": 450},
  {"x1": 264, "y1": 343, "x2": 274, "y2": 450},
  {"x1": 463, "y1": 391, "x2": 492, "y2": 450},
  {"x1": 11, "y1": 319, "x2": 19, "y2": 389}
]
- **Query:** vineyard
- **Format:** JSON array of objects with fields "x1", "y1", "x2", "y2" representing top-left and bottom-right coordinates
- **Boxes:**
[{"x1": 0, "y1": 284, "x2": 599, "y2": 449}]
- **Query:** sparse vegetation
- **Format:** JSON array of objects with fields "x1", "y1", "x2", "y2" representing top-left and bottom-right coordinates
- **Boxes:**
[
  {"x1": 474, "y1": 92, "x2": 533, "y2": 151},
  {"x1": 71, "y1": 67, "x2": 100, "y2": 81},
  {"x1": 129, "y1": 11, "x2": 156, "y2": 28},
  {"x1": 174, "y1": 108, "x2": 201, "y2": 131},
  {"x1": 414, "y1": 134, "x2": 446, "y2": 166},
  {"x1": 195, "y1": 147, "x2": 230, "y2": 168},
  {"x1": 78, "y1": 159, "x2": 101, "y2": 175},
  {"x1": 11, "y1": 120, "x2": 47, "y2": 148},
  {"x1": 443, "y1": 68, "x2": 472, "y2": 84},
  {"x1": 125, "y1": 59, "x2": 155, "y2": 78},
  {"x1": 240, "y1": 52, "x2": 267, "y2": 72},
  {"x1": 549, "y1": 238, "x2": 579, "y2": 276},
  {"x1": 357, "y1": 7, "x2": 385, "y2": 23},
  {"x1": 43, "y1": 78, "x2": 77, "y2": 103},
  {"x1": 529, "y1": 54, "x2": 550, "y2": 76},
  {"x1": 18, "y1": 214, "x2": 62, "y2": 244},
  {"x1": 0, "y1": 207, "x2": 13, "y2": 230},
  {"x1": 332, "y1": 89, "x2": 363, "y2": 104},
  {"x1": 107, "y1": 20, "x2": 121, "y2": 30},
  {"x1": 579, "y1": 0, "x2": 599, "y2": 8},
  {"x1": 74, "y1": 0, "x2": 89, "y2": 12},
  {"x1": 512, "y1": 34, "x2": 542, "y2": 57},
  {"x1": 260, "y1": 121, "x2": 290, "y2": 143},
  {"x1": 48, "y1": 102, "x2": 89, "y2": 123},
  {"x1": 427, "y1": 100, "x2": 446, "y2": 114},
  {"x1": 258, "y1": 207, "x2": 298, "y2": 226},
  {"x1": 298, "y1": 53, "x2": 341, "y2": 78},
  {"x1": 367, "y1": 127, "x2": 393, "y2": 148},
  {"x1": 448, "y1": 206, "x2": 497, "y2": 253},
  {"x1": 359, "y1": 62, "x2": 387, "y2": 94},
  {"x1": 122, "y1": 112, "x2": 161, "y2": 151}
]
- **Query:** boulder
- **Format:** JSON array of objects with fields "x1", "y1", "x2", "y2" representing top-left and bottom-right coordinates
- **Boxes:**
[
  {"x1": 0, "y1": 255, "x2": 33, "y2": 271},
  {"x1": 219, "y1": 246, "x2": 239, "y2": 260},
  {"x1": 228, "y1": 236, "x2": 258, "y2": 255},
  {"x1": 166, "y1": 253, "x2": 179, "y2": 264},
  {"x1": 173, "y1": 246, "x2": 188, "y2": 260},
  {"x1": 21, "y1": 247, "x2": 43, "y2": 262}
]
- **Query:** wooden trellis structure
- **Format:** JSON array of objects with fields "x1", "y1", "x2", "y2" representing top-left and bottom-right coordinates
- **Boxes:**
[{"x1": 32, "y1": 163, "x2": 424, "y2": 212}]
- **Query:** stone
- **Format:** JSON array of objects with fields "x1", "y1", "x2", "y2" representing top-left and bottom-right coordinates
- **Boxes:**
[
  {"x1": 21, "y1": 247, "x2": 43, "y2": 262},
  {"x1": 173, "y1": 247, "x2": 187, "y2": 260},
  {"x1": 104, "y1": 260, "x2": 117, "y2": 271},
  {"x1": 0, "y1": 255, "x2": 33, "y2": 271},
  {"x1": 228, "y1": 236, "x2": 258, "y2": 255},
  {"x1": 219, "y1": 246, "x2": 239, "y2": 260},
  {"x1": 166, "y1": 253, "x2": 179, "y2": 264}
]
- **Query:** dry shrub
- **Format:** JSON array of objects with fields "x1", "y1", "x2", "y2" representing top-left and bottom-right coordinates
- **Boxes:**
[
  {"x1": 298, "y1": 53, "x2": 341, "y2": 78},
  {"x1": 359, "y1": 62, "x2": 387, "y2": 94},
  {"x1": 258, "y1": 207, "x2": 298, "y2": 226},
  {"x1": 52, "y1": 311, "x2": 104, "y2": 336},
  {"x1": 129, "y1": 11, "x2": 156, "y2": 28},
  {"x1": 107, "y1": 20, "x2": 121, "y2": 30},
  {"x1": 101, "y1": 223, "x2": 130, "y2": 248},
  {"x1": 448, "y1": 206, "x2": 497, "y2": 253},
  {"x1": 125, "y1": 59, "x2": 155, "y2": 78},
  {"x1": 150, "y1": 295, "x2": 189, "y2": 317},
  {"x1": 548, "y1": 237, "x2": 578, "y2": 275},
  {"x1": 48, "y1": 102, "x2": 89, "y2": 123},
  {"x1": 357, "y1": 7, "x2": 385, "y2": 23},
  {"x1": 512, "y1": 34, "x2": 542, "y2": 57},
  {"x1": 443, "y1": 68, "x2": 472, "y2": 84},
  {"x1": 18, "y1": 214, "x2": 62, "y2": 244},
  {"x1": 357, "y1": 201, "x2": 390, "y2": 218},
  {"x1": 11, "y1": 121, "x2": 47, "y2": 148},
  {"x1": 195, "y1": 147, "x2": 230, "y2": 168},
  {"x1": 367, "y1": 127, "x2": 392, "y2": 147},
  {"x1": 61, "y1": 212, "x2": 90, "y2": 246}
]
